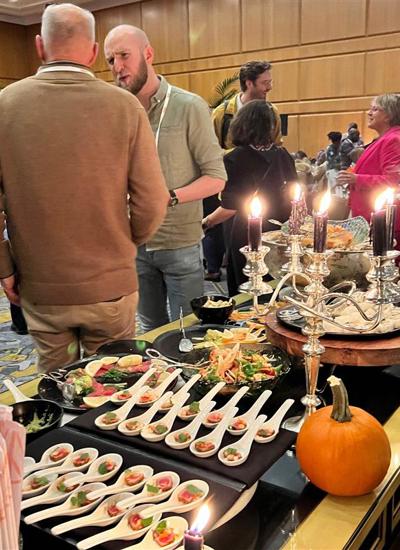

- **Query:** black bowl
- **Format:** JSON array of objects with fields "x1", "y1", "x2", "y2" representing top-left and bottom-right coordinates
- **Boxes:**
[
  {"x1": 180, "y1": 343, "x2": 291, "y2": 398},
  {"x1": 191, "y1": 295, "x2": 235, "y2": 324},
  {"x1": 12, "y1": 399, "x2": 63, "y2": 442}
]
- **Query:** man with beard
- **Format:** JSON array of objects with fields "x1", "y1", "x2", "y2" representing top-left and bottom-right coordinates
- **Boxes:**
[
  {"x1": 212, "y1": 60, "x2": 282, "y2": 150},
  {"x1": 104, "y1": 25, "x2": 226, "y2": 332}
]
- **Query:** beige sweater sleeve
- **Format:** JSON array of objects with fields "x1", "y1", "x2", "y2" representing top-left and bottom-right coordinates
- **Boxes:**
[
  {"x1": 0, "y1": 170, "x2": 15, "y2": 279},
  {"x1": 127, "y1": 107, "x2": 169, "y2": 247}
]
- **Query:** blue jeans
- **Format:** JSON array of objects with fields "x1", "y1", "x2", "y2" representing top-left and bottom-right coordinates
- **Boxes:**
[{"x1": 137, "y1": 244, "x2": 204, "y2": 332}]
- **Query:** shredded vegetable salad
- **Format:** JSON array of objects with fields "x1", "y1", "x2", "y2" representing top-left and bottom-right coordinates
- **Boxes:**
[{"x1": 199, "y1": 343, "x2": 282, "y2": 384}]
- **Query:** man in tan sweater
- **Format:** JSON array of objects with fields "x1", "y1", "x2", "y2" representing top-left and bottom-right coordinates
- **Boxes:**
[{"x1": 0, "y1": 4, "x2": 168, "y2": 372}]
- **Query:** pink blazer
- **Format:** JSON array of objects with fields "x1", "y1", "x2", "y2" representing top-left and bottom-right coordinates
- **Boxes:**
[{"x1": 350, "y1": 125, "x2": 400, "y2": 222}]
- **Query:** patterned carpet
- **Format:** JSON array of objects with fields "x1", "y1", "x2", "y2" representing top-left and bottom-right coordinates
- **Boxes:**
[
  {"x1": 0, "y1": 290, "x2": 38, "y2": 395},
  {"x1": 0, "y1": 275, "x2": 228, "y2": 398}
]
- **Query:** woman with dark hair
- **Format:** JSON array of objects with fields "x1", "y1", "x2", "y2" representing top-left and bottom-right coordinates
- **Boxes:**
[{"x1": 203, "y1": 100, "x2": 297, "y2": 295}]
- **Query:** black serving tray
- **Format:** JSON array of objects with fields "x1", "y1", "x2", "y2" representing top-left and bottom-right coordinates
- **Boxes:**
[
  {"x1": 68, "y1": 400, "x2": 296, "y2": 489},
  {"x1": 22, "y1": 426, "x2": 244, "y2": 549}
]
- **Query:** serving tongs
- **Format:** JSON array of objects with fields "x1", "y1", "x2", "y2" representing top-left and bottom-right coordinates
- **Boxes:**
[
  {"x1": 146, "y1": 348, "x2": 208, "y2": 369},
  {"x1": 39, "y1": 370, "x2": 76, "y2": 402}
]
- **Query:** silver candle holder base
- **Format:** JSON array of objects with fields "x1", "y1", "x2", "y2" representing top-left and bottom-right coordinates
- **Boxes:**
[
  {"x1": 239, "y1": 245, "x2": 273, "y2": 296},
  {"x1": 282, "y1": 234, "x2": 304, "y2": 274},
  {"x1": 365, "y1": 250, "x2": 400, "y2": 304}
]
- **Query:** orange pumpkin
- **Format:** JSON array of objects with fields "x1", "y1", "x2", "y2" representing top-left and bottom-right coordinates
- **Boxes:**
[{"x1": 296, "y1": 375, "x2": 391, "y2": 496}]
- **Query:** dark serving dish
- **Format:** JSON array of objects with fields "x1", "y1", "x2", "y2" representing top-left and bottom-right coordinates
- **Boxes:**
[
  {"x1": 38, "y1": 351, "x2": 152, "y2": 413},
  {"x1": 180, "y1": 343, "x2": 291, "y2": 398},
  {"x1": 12, "y1": 399, "x2": 63, "y2": 442},
  {"x1": 191, "y1": 295, "x2": 236, "y2": 324}
]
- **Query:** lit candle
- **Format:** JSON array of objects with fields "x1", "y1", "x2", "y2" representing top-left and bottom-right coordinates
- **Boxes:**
[
  {"x1": 289, "y1": 183, "x2": 302, "y2": 235},
  {"x1": 184, "y1": 504, "x2": 210, "y2": 550},
  {"x1": 385, "y1": 188, "x2": 396, "y2": 250},
  {"x1": 313, "y1": 190, "x2": 330, "y2": 253},
  {"x1": 248, "y1": 196, "x2": 263, "y2": 251},
  {"x1": 372, "y1": 192, "x2": 388, "y2": 256}
]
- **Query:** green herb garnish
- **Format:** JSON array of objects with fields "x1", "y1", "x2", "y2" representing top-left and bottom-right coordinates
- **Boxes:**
[
  {"x1": 153, "y1": 424, "x2": 168, "y2": 435},
  {"x1": 142, "y1": 516, "x2": 153, "y2": 528},
  {"x1": 70, "y1": 491, "x2": 89, "y2": 508},
  {"x1": 32, "y1": 476, "x2": 49, "y2": 487},
  {"x1": 155, "y1": 519, "x2": 167, "y2": 533},
  {"x1": 226, "y1": 448, "x2": 237, "y2": 454},
  {"x1": 185, "y1": 484, "x2": 203, "y2": 495},
  {"x1": 177, "y1": 433, "x2": 189, "y2": 443},
  {"x1": 98, "y1": 462, "x2": 110, "y2": 475},
  {"x1": 146, "y1": 483, "x2": 160, "y2": 494},
  {"x1": 189, "y1": 401, "x2": 200, "y2": 414}
]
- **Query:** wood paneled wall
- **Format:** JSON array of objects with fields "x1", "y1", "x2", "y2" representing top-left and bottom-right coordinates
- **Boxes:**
[
  {"x1": 23, "y1": 0, "x2": 400, "y2": 156},
  {"x1": 0, "y1": 22, "x2": 30, "y2": 88}
]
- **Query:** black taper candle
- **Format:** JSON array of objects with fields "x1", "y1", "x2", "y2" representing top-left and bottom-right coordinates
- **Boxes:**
[
  {"x1": 313, "y1": 211, "x2": 328, "y2": 253},
  {"x1": 372, "y1": 209, "x2": 388, "y2": 256},
  {"x1": 248, "y1": 216, "x2": 262, "y2": 251},
  {"x1": 184, "y1": 529, "x2": 204, "y2": 550}
]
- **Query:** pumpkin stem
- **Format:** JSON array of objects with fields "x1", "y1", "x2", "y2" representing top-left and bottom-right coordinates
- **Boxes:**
[{"x1": 327, "y1": 375, "x2": 353, "y2": 423}]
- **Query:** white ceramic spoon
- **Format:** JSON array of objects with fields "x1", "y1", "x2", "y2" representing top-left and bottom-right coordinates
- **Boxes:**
[
  {"x1": 24, "y1": 456, "x2": 35, "y2": 472},
  {"x1": 39, "y1": 447, "x2": 98, "y2": 477},
  {"x1": 158, "y1": 374, "x2": 201, "y2": 413},
  {"x1": 22, "y1": 471, "x2": 58, "y2": 499},
  {"x1": 135, "y1": 368, "x2": 182, "y2": 407},
  {"x1": 141, "y1": 393, "x2": 190, "y2": 442},
  {"x1": 94, "y1": 385, "x2": 150, "y2": 430},
  {"x1": 227, "y1": 390, "x2": 272, "y2": 436},
  {"x1": 85, "y1": 465, "x2": 153, "y2": 500},
  {"x1": 203, "y1": 386, "x2": 249, "y2": 428},
  {"x1": 140, "y1": 479, "x2": 209, "y2": 517},
  {"x1": 254, "y1": 399, "x2": 295, "y2": 443},
  {"x1": 110, "y1": 368, "x2": 157, "y2": 404},
  {"x1": 76, "y1": 503, "x2": 162, "y2": 550},
  {"x1": 117, "y1": 391, "x2": 173, "y2": 436},
  {"x1": 21, "y1": 472, "x2": 85, "y2": 511},
  {"x1": 218, "y1": 414, "x2": 267, "y2": 467},
  {"x1": 115, "y1": 471, "x2": 181, "y2": 511},
  {"x1": 190, "y1": 406, "x2": 238, "y2": 458},
  {"x1": 178, "y1": 381, "x2": 225, "y2": 421},
  {"x1": 165, "y1": 401, "x2": 216, "y2": 450},
  {"x1": 51, "y1": 491, "x2": 133, "y2": 535},
  {"x1": 123, "y1": 516, "x2": 188, "y2": 550},
  {"x1": 23, "y1": 482, "x2": 106, "y2": 524},
  {"x1": 64, "y1": 453, "x2": 123, "y2": 488},
  {"x1": 24, "y1": 443, "x2": 74, "y2": 477}
]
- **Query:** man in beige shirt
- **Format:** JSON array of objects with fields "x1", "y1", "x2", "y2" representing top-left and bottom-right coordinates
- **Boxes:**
[
  {"x1": 104, "y1": 25, "x2": 226, "y2": 332},
  {"x1": 0, "y1": 4, "x2": 168, "y2": 372}
]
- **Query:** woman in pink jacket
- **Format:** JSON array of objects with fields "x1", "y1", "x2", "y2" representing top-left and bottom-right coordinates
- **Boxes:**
[{"x1": 337, "y1": 94, "x2": 400, "y2": 224}]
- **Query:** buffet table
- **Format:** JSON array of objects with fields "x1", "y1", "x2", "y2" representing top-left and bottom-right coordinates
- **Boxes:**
[{"x1": 4, "y1": 293, "x2": 400, "y2": 549}]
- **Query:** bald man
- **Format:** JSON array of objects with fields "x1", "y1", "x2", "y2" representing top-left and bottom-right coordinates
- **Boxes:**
[
  {"x1": 0, "y1": 4, "x2": 168, "y2": 372},
  {"x1": 104, "y1": 26, "x2": 226, "y2": 332}
]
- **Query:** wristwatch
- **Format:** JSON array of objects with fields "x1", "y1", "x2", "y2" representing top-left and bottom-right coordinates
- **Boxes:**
[{"x1": 168, "y1": 189, "x2": 179, "y2": 207}]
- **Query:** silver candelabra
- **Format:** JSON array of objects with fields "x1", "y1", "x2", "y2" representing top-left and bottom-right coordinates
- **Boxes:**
[{"x1": 240, "y1": 234, "x2": 400, "y2": 432}]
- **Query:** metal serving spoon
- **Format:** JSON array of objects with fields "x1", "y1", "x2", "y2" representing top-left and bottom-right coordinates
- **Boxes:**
[{"x1": 178, "y1": 306, "x2": 193, "y2": 353}]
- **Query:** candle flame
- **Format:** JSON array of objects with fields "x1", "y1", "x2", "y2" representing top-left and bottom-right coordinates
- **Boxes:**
[
  {"x1": 249, "y1": 196, "x2": 262, "y2": 217},
  {"x1": 318, "y1": 190, "x2": 330, "y2": 214},
  {"x1": 190, "y1": 504, "x2": 210, "y2": 533},
  {"x1": 375, "y1": 191, "x2": 387, "y2": 211},
  {"x1": 385, "y1": 187, "x2": 394, "y2": 205},
  {"x1": 293, "y1": 183, "x2": 302, "y2": 201}
]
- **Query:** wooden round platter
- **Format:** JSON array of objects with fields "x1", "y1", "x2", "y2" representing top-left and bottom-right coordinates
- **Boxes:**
[{"x1": 265, "y1": 312, "x2": 400, "y2": 367}]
